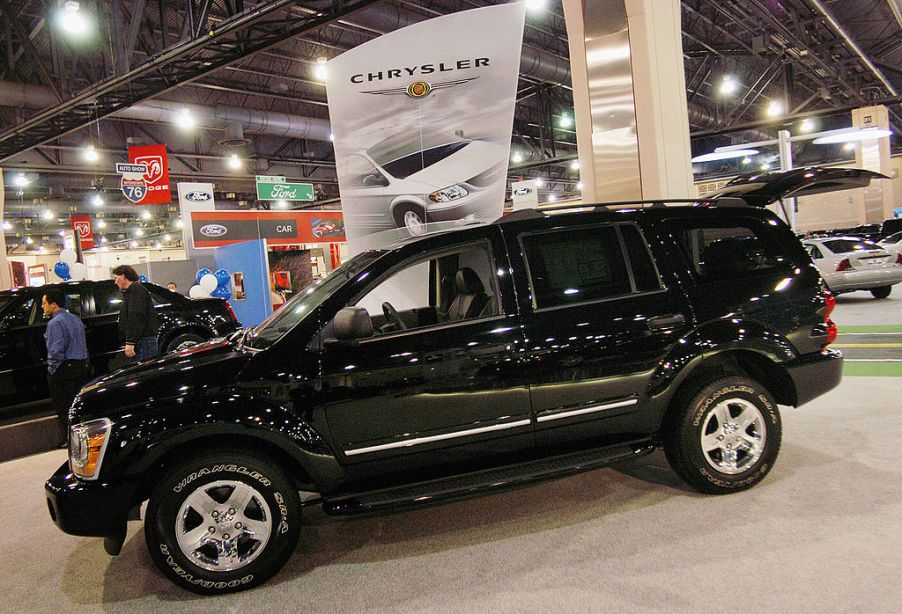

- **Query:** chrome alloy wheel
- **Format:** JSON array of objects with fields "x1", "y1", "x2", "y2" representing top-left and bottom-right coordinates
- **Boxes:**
[
  {"x1": 175, "y1": 480, "x2": 272, "y2": 573},
  {"x1": 403, "y1": 210, "x2": 426, "y2": 235},
  {"x1": 700, "y1": 398, "x2": 767, "y2": 475}
]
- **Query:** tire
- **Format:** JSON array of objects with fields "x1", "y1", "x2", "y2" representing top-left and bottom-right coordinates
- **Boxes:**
[
  {"x1": 870, "y1": 285, "x2": 892, "y2": 299},
  {"x1": 145, "y1": 450, "x2": 301, "y2": 594},
  {"x1": 664, "y1": 376, "x2": 781, "y2": 495},
  {"x1": 165, "y1": 332, "x2": 205, "y2": 353},
  {"x1": 393, "y1": 203, "x2": 427, "y2": 236}
]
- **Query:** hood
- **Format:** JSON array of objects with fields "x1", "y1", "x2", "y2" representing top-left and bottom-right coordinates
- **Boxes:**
[
  {"x1": 703, "y1": 167, "x2": 889, "y2": 207},
  {"x1": 73, "y1": 338, "x2": 252, "y2": 423}
]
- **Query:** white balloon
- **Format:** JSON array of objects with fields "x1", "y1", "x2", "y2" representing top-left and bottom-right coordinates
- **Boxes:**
[
  {"x1": 199, "y1": 273, "x2": 218, "y2": 293},
  {"x1": 69, "y1": 262, "x2": 87, "y2": 280},
  {"x1": 189, "y1": 284, "x2": 210, "y2": 298},
  {"x1": 60, "y1": 248, "x2": 77, "y2": 265}
]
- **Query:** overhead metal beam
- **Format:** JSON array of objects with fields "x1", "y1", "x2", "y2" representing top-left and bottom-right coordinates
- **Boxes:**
[
  {"x1": 0, "y1": 0, "x2": 381, "y2": 162},
  {"x1": 125, "y1": 0, "x2": 149, "y2": 70},
  {"x1": 0, "y1": 0, "x2": 62, "y2": 102}
]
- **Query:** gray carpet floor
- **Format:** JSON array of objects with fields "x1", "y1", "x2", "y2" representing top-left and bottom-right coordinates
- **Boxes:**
[{"x1": 1, "y1": 375, "x2": 900, "y2": 612}]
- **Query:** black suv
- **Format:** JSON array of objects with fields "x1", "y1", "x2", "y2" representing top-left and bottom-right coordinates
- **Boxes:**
[
  {"x1": 45, "y1": 168, "x2": 880, "y2": 594},
  {"x1": 0, "y1": 280, "x2": 240, "y2": 423}
]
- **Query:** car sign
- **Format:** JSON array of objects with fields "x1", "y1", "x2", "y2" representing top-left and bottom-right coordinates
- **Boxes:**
[
  {"x1": 185, "y1": 191, "x2": 211, "y2": 202},
  {"x1": 199, "y1": 224, "x2": 228, "y2": 237}
]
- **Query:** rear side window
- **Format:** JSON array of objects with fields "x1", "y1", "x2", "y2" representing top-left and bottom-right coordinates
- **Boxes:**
[
  {"x1": 520, "y1": 226, "x2": 630, "y2": 309},
  {"x1": 93, "y1": 284, "x2": 124, "y2": 315},
  {"x1": 665, "y1": 217, "x2": 787, "y2": 281},
  {"x1": 620, "y1": 225, "x2": 661, "y2": 292}
]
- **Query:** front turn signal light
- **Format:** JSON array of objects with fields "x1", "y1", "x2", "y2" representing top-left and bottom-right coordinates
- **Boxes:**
[{"x1": 70, "y1": 418, "x2": 112, "y2": 480}]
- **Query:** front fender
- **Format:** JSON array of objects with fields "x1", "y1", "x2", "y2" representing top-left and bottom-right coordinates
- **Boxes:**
[{"x1": 100, "y1": 393, "x2": 345, "y2": 494}]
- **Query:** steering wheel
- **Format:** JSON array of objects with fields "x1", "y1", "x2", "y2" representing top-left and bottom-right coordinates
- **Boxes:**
[{"x1": 381, "y1": 302, "x2": 407, "y2": 331}]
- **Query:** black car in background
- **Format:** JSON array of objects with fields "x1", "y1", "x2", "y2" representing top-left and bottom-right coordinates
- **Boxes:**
[{"x1": 0, "y1": 280, "x2": 240, "y2": 423}]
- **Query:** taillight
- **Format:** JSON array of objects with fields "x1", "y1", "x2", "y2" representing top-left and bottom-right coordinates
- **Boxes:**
[
  {"x1": 224, "y1": 301, "x2": 238, "y2": 322},
  {"x1": 821, "y1": 288, "x2": 837, "y2": 348},
  {"x1": 825, "y1": 319, "x2": 837, "y2": 346},
  {"x1": 835, "y1": 258, "x2": 852, "y2": 272},
  {"x1": 824, "y1": 290, "x2": 836, "y2": 319}
]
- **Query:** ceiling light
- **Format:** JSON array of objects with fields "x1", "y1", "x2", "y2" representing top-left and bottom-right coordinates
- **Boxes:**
[
  {"x1": 276, "y1": 200, "x2": 288, "y2": 209},
  {"x1": 57, "y1": 1, "x2": 89, "y2": 37},
  {"x1": 100, "y1": 236, "x2": 107, "y2": 243},
  {"x1": 175, "y1": 218, "x2": 184, "y2": 228},
  {"x1": 82, "y1": 145, "x2": 99, "y2": 162},
  {"x1": 141, "y1": 210, "x2": 151, "y2": 220},
  {"x1": 2, "y1": 221, "x2": 11, "y2": 230},
  {"x1": 766, "y1": 101, "x2": 783, "y2": 118},
  {"x1": 96, "y1": 219, "x2": 106, "y2": 229},
  {"x1": 42, "y1": 210, "x2": 54, "y2": 220},
  {"x1": 535, "y1": 178, "x2": 544, "y2": 188},
  {"x1": 692, "y1": 148, "x2": 760, "y2": 163},
  {"x1": 570, "y1": 160, "x2": 580, "y2": 170},
  {"x1": 25, "y1": 236, "x2": 33, "y2": 244},
  {"x1": 525, "y1": 0, "x2": 547, "y2": 11},
  {"x1": 91, "y1": 194, "x2": 104, "y2": 207},
  {"x1": 799, "y1": 118, "x2": 816, "y2": 133},
  {"x1": 130, "y1": 240, "x2": 138, "y2": 248},
  {"x1": 13, "y1": 173, "x2": 29, "y2": 187},
  {"x1": 812, "y1": 127, "x2": 893, "y2": 144},
  {"x1": 719, "y1": 76, "x2": 738, "y2": 96},
  {"x1": 154, "y1": 242, "x2": 162, "y2": 250},
  {"x1": 164, "y1": 233, "x2": 172, "y2": 241},
  {"x1": 174, "y1": 108, "x2": 196, "y2": 130},
  {"x1": 227, "y1": 153, "x2": 242, "y2": 169},
  {"x1": 547, "y1": 194, "x2": 557, "y2": 202},
  {"x1": 135, "y1": 228, "x2": 144, "y2": 237},
  {"x1": 559, "y1": 114, "x2": 573, "y2": 128},
  {"x1": 511, "y1": 152, "x2": 524, "y2": 164},
  {"x1": 313, "y1": 57, "x2": 328, "y2": 81},
  {"x1": 577, "y1": 181, "x2": 584, "y2": 190},
  {"x1": 760, "y1": 162, "x2": 771, "y2": 171}
]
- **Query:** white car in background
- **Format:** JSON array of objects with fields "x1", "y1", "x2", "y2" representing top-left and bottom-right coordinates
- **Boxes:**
[
  {"x1": 340, "y1": 128, "x2": 506, "y2": 236},
  {"x1": 804, "y1": 236, "x2": 902, "y2": 299},
  {"x1": 878, "y1": 231, "x2": 902, "y2": 254}
]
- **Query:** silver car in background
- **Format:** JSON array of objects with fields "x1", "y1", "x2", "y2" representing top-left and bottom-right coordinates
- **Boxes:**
[
  {"x1": 804, "y1": 236, "x2": 902, "y2": 299},
  {"x1": 878, "y1": 231, "x2": 902, "y2": 254}
]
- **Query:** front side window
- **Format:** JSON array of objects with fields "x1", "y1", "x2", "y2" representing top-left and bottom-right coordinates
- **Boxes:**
[
  {"x1": 352, "y1": 243, "x2": 498, "y2": 335},
  {"x1": 666, "y1": 217, "x2": 786, "y2": 281},
  {"x1": 520, "y1": 226, "x2": 631, "y2": 309},
  {"x1": 346, "y1": 154, "x2": 388, "y2": 188},
  {"x1": 1, "y1": 296, "x2": 36, "y2": 328}
]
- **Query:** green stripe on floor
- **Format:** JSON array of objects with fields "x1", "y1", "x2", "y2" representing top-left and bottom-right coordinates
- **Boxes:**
[
  {"x1": 839, "y1": 325, "x2": 902, "y2": 334},
  {"x1": 842, "y1": 362, "x2": 902, "y2": 377}
]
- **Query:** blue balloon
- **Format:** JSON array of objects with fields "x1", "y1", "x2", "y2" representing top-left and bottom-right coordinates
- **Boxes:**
[
  {"x1": 54, "y1": 262, "x2": 71, "y2": 280},
  {"x1": 138, "y1": 274, "x2": 149, "y2": 282},
  {"x1": 211, "y1": 285, "x2": 232, "y2": 300},
  {"x1": 214, "y1": 268, "x2": 230, "y2": 288},
  {"x1": 195, "y1": 268, "x2": 212, "y2": 284}
]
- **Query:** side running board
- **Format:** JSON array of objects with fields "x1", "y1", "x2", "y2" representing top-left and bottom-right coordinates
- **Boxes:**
[{"x1": 321, "y1": 440, "x2": 656, "y2": 516}]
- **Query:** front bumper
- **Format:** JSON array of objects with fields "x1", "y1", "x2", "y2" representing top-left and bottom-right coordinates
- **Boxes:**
[
  {"x1": 786, "y1": 348, "x2": 843, "y2": 407},
  {"x1": 45, "y1": 462, "x2": 138, "y2": 538}
]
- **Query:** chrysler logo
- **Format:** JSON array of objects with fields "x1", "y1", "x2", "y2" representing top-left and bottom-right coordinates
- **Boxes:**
[
  {"x1": 362, "y1": 77, "x2": 479, "y2": 98},
  {"x1": 185, "y1": 191, "x2": 211, "y2": 202},
  {"x1": 199, "y1": 224, "x2": 228, "y2": 237}
]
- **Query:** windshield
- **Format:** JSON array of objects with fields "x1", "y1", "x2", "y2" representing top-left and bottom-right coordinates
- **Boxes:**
[{"x1": 243, "y1": 250, "x2": 383, "y2": 350}]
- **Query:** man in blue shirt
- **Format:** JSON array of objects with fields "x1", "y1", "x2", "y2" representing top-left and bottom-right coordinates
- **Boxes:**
[{"x1": 43, "y1": 288, "x2": 90, "y2": 448}]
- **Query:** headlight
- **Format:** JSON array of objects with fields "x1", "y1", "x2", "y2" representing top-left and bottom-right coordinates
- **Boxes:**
[
  {"x1": 69, "y1": 418, "x2": 112, "y2": 480},
  {"x1": 429, "y1": 184, "x2": 469, "y2": 203}
]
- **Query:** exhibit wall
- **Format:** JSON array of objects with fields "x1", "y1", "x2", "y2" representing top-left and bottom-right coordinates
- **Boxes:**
[{"x1": 214, "y1": 239, "x2": 271, "y2": 327}]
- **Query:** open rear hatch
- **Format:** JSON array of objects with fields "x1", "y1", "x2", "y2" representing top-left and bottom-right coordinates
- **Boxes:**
[{"x1": 703, "y1": 167, "x2": 889, "y2": 207}]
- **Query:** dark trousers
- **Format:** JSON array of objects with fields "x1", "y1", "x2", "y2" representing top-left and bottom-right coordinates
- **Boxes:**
[
  {"x1": 135, "y1": 336, "x2": 159, "y2": 362},
  {"x1": 48, "y1": 360, "x2": 90, "y2": 446}
]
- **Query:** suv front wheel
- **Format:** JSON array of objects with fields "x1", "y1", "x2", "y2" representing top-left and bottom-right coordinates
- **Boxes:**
[
  {"x1": 664, "y1": 376, "x2": 781, "y2": 494},
  {"x1": 145, "y1": 450, "x2": 301, "y2": 594}
]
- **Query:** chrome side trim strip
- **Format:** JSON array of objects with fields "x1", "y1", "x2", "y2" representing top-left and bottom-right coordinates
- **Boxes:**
[
  {"x1": 344, "y1": 419, "x2": 532, "y2": 456},
  {"x1": 536, "y1": 398, "x2": 638, "y2": 423}
]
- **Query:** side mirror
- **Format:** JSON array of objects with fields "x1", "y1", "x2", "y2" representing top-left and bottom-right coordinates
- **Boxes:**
[{"x1": 331, "y1": 307, "x2": 373, "y2": 342}]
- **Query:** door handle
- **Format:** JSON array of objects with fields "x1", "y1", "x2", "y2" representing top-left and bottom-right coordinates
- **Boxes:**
[{"x1": 647, "y1": 314, "x2": 686, "y2": 331}]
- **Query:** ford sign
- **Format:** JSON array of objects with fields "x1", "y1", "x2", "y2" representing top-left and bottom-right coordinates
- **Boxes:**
[
  {"x1": 185, "y1": 191, "x2": 212, "y2": 202},
  {"x1": 512, "y1": 187, "x2": 532, "y2": 196},
  {"x1": 199, "y1": 224, "x2": 228, "y2": 237}
]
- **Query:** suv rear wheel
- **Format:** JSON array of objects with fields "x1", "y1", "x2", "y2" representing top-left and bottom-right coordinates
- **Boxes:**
[
  {"x1": 145, "y1": 451, "x2": 301, "y2": 594},
  {"x1": 664, "y1": 376, "x2": 781, "y2": 494}
]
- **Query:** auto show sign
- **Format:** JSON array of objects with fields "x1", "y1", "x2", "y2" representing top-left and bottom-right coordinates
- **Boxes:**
[
  {"x1": 116, "y1": 162, "x2": 148, "y2": 203},
  {"x1": 325, "y1": 2, "x2": 526, "y2": 253},
  {"x1": 255, "y1": 180, "x2": 314, "y2": 201},
  {"x1": 189, "y1": 210, "x2": 345, "y2": 248},
  {"x1": 70, "y1": 214, "x2": 94, "y2": 249},
  {"x1": 127, "y1": 144, "x2": 171, "y2": 205}
]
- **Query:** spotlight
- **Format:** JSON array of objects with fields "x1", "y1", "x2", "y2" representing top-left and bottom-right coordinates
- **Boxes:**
[
  {"x1": 141, "y1": 210, "x2": 151, "y2": 220},
  {"x1": 2, "y1": 221, "x2": 11, "y2": 230},
  {"x1": 570, "y1": 160, "x2": 580, "y2": 170},
  {"x1": 174, "y1": 108, "x2": 195, "y2": 130},
  {"x1": 96, "y1": 220, "x2": 106, "y2": 229},
  {"x1": 559, "y1": 114, "x2": 573, "y2": 129},
  {"x1": 25, "y1": 236, "x2": 34, "y2": 244},
  {"x1": 164, "y1": 233, "x2": 172, "y2": 241},
  {"x1": 511, "y1": 152, "x2": 524, "y2": 164},
  {"x1": 547, "y1": 194, "x2": 557, "y2": 202},
  {"x1": 154, "y1": 242, "x2": 162, "y2": 250},
  {"x1": 130, "y1": 240, "x2": 138, "y2": 248},
  {"x1": 13, "y1": 173, "x2": 29, "y2": 187},
  {"x1": 719, "y1": 76, "x2": 738, "y2": 96},
  {"x1": 227, "y1": 153, "x2": 242, "y2": 169},
  {"x1": 92, "y1": 194, "x2": 104, "y2": 207},
  {"x1": 577, "y1": 181, "x2": 584, "y2": 190},
  {"x1": 525, "y1": 0, "x2": 547, "y2": 11},
  {"x1": 100, "y1": 236, "x2": 108, "y2": 243},
  {"x1": 57, "y1": 1, "x2": 89, "y2": 37},
  {"x1": 276, "y1": 200, "x2": 288, "y2": 209},
  {"x1": 175, "y1": 218, "x2": 184, "y2": 228},
  {"x1": 535, "y1": 178, "x2": 544, "y2": 188},
  {"x1": 135, "y1": 229, "x2": 144, "y2": 237},
  {"x1": 799, "y1": 118, "x2": 816, "y2": 133},
  {"x1": 83, "y1": 145, "x2": 99, "y2": 162},
  {"x1": 39, "y1": 245, "x2": 47, "y2": 254},
  {"x1": 42, "y1": 210, "x2": 54, "y2": 220},
  {"x1": 314, "y1": 57, "x2": 328, "y2": 81},
  {"x1": 766, "y1": 101, "x2": 783, "y2": 118}
]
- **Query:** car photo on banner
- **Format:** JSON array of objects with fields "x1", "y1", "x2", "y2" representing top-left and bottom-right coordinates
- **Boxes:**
[{"x1": 310, "y1": 218, "x2": 345, "y2": 239}]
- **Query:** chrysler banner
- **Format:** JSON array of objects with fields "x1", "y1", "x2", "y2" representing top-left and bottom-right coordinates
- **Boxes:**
[{"x1": 325, "y1": 3, "x2": 526, "y2": 252}]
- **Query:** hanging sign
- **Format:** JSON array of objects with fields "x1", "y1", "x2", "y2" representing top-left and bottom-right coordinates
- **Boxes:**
[
  {"x1": 70, "y1": 214, "x2": 95, "y2": 249},
  {"x1": 116, "y1": 162, "x2": 148, "y2": 203},
  {"x1": 256, "y1": 181, "x2": 315, "y2": 201},
  {"x1": 128, "y1": 144, "x2": 171, "y2": 204}
]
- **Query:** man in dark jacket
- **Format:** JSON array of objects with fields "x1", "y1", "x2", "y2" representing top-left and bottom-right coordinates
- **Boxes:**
[
  {"x1": 42, "y1": 288, "x2": 90, "y2": 447},
  {"x1": 112, "y1": 265, "x2": 161, "y2": 362}
]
